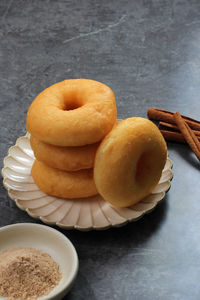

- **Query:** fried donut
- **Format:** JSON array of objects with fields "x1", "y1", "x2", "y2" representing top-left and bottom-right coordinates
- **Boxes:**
[
  {"x1": 30, "y1": 135, "x2": 99, "y2": 171},
  {"x1": 31, "y1": 160, "x2": 98, "y2": 199},
  {"x1": 94, "y1": 117, "x2": 167, "y2": 207},
  {"x1": 27, "y1": 79, "x2": 117, "y2": 146}
]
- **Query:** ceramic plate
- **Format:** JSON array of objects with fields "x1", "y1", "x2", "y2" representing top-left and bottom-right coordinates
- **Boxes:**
[{"x1": 2, "y1": 133, "x2": 173, "y2": 231}]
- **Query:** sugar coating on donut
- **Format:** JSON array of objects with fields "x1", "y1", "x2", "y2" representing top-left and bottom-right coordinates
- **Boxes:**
[
  {"x1": 30, "y1": 135, "x2": 99, "y2": 171},
  {"x1": 94, "y1": 117, "x2": 167, "y2": 207},
  {"x1": 26, "y1": 79, "x2": 117, "y2": 146},
  {"x1": 31, "y1": 160, "x2": 98, "y2": 199}
]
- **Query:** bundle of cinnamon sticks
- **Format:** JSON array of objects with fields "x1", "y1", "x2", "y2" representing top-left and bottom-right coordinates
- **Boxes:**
[{"x1": 147, "y1": 108, "x2": 200, "y2": 161}]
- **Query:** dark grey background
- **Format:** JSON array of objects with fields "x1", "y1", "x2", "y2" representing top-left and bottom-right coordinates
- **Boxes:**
[{"x1": 1, "y1": 1, "x2": 200, "y2": 299}]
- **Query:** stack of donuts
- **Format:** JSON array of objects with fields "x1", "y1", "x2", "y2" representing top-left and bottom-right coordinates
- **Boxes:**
[
  {"x1": 27, "y1": 79, "x2": 167, "y2": 207},
  {"x1": 27, "y1": 79, "x2": 117, "y2": 199}
]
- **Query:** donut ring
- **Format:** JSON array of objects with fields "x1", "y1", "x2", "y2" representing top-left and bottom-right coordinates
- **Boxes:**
[
  {"x1": 31, "y1": 160, "x2": 98, "y2": 199},
  {"x1": 26, "y1": 79, "x2": 117, "y2": 146},
  {"x1": 94, "y1": 117, "x2": 167, "y2": 207},
  {"x1": 30, "y1": 135, "x2": 99, "y2": 171}
]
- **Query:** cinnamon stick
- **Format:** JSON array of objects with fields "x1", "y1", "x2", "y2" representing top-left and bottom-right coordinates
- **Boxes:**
[
  {"x1": 159, "y1": 121, "x2": 200, "y2": 137},
  {"x1": 185, "y1": 122, "x2": 200, "y2": 153},
  {"x1": 148, "y1": 108, "x2": 200, "y2": 131},
  {"x1": 160, "y1": 129, "x2": 200, "y2": 144},
  {"x1": 173, "y1": 112, "x2": 200, "y2": 161},
  {"x1": 159, "y1": 122, "x2": 179, "y2": 132}
]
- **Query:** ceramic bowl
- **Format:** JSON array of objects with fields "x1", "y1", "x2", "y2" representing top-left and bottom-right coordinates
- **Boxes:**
[{"x1": 0, "y1": 223, "x2": 79, "y2": 300}]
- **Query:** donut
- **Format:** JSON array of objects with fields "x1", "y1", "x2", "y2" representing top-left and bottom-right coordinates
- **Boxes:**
[
  {"x1": 26, "y1": 79, "x2": 117, "y2": 146},
  {"x1": 31, "y1": 160, "x2": 98, "y2": 199},
  {"x1": 94, "y1": 117, "x2": 167, "y2": 207},
  {"x1": 30, "y1": 135, "x2": 99, "y2": 171}
]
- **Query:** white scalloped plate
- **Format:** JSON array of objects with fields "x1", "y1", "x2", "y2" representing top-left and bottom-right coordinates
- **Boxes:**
[{"x1": 2, "y1": 133, "x2": 173, "y2": 231}]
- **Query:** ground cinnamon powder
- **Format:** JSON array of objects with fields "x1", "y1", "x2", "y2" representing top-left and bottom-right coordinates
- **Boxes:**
[{"x1": 0, "y1": 247, "x2": 62, "y2": 300}]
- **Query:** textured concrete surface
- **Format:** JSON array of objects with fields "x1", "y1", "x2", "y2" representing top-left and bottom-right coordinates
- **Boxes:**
[{"x1": 1, "y1": 1, "x2": 200, "y2": 299}]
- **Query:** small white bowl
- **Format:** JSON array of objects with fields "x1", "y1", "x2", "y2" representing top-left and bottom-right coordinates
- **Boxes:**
[{"x1": 0, "y1": 223, "x2": 79, "y2": 300}]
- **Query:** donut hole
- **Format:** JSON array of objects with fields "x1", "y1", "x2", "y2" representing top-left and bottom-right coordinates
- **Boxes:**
[
  {"x1": 135, "y1": 152, "x2": 153, "y2": 184},
  {"x1": 62, "y1": 96, "x2": 82, "y2": 111},
  {"x1": 63, "y1": 101, "x2": 81, "y2": 111}
]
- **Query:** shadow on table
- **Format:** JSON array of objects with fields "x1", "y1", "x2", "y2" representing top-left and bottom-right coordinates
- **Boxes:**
[
  {"x1": 167, "y1": 142, "x2": 200, "y2": 170},
  {"x1": 61, "y1": 196, "x2": 169, "y2": 300},
  {"x1": 60, "y1": 193, "x2": 169, "y2": 249}
]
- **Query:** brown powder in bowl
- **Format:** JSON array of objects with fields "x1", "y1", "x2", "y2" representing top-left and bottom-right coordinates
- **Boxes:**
[{"x1": 0, "y1": 246, "x2": 62, "y2": 300}]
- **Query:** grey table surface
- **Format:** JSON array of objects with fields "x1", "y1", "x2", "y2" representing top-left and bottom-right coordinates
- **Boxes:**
[{"x1": 0, "y1": 0, "x2": 200, "y2": 299}]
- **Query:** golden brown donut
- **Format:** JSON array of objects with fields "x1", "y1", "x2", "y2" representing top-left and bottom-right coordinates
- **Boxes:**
[
  {"x1": 94, "y1": 117, "x2": 167, "y2": 207},
  {"x1": 30, "y1": 135, "x2": 99, "y2": 171},
  {"x1": 31, "y1": 160, "x2": 98, "y2": 199},
  {"x1": 26, "y1": 79, "x2": 117, "y2": 146}
]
